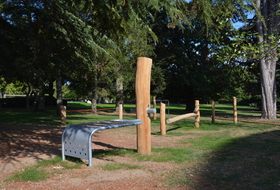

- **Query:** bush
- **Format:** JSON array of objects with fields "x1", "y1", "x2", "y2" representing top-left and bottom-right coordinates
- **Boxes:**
[
  {"x1": 0, "y1": 96, "x2": 58, "y2": 108},
  {"x1": 0, "y1": 97, "x2": 31, "y2": 108}
]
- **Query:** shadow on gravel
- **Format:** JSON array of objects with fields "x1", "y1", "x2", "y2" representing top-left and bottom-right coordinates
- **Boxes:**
[{"x1": 0, "y1": 124, "x2": 63, "y2": 172}]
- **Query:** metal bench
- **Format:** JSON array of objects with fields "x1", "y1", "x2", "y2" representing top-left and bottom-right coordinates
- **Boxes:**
[{"x1": 62, "y1": 119, "x2": 142, "y2": 166}]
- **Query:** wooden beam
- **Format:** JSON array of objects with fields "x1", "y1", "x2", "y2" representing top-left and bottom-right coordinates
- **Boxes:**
[
  {"x1": 211, "y1": 101, "x2": 215, "y2": 123},
  {"x1": 160, "y1": 102, "x2": 166, "y2": 135},
  {"x1": 233, "y1": 97, "x2": 237, "y2": 123},
  {"x1": 118, "y1": 104, "x2": 123, "y2": 119},
  {"x1": 194, "y1": 100, "x2": 200, "y2": 127},
  {"x1": 135, "y1": 57, "x2": 152, "y2": 155},
  {"x1": 153, "y1": 96, "x2": 156, "y2": 120},
  {"x1": 166, "y1": 113, "x2": 196, "y2": 124},
  {"x1": 60, "y1": 105, "x2": 66, "y2": 124}
]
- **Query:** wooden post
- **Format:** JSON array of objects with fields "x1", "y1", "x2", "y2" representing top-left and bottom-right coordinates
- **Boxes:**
[
  {"x1": 60, "y1": 105, "x2": 66, "y2": 124},
  {"x1": 233, "y1": 97, "x2": 237, "y2": 123},
  {"x1": 212, "y1": 101, "x2": 215, "y2": 123},
  {"x1": 194, "y1": 100, "x2": 200, "y2": 127},
  {"x1": 153, "y1": 96, "x2": 156, "y2": 120},
  {"x1": 160, "y1": 102, "x2": 166, "y2": 135},
  {"x1": 118, "y1": 104, "x2": 123, "y2": 120},
  {"x1": 135, "y1": 57, "x2": 152, "y2": 155}
]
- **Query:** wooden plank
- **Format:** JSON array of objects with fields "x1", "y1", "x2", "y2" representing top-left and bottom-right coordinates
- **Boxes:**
[{"x1": 166, "y1": 113, "x2": 196, "y2": 124}]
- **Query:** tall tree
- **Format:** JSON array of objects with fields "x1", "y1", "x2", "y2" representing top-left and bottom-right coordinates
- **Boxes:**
[
  {"x1": 214, "y1": 0, "x2": 279, "y2": 119},
  {"x1": 255, "y1": 0, "x2": 279, "y2": 119},
  {"x1": 150, "y1": 1, "x2": 252, "y2": 111}
]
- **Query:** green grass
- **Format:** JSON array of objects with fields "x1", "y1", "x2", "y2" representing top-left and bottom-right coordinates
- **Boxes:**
[
  {"x1": 164, "y1": 125, "x2": 280, "y2": 189},
  {"x1": 136, "y1": 147, "x2": 197, "y2": 163},
  {"x1": 0, "y1": 101, "x2": 266, "y2": 126},
  {"x1": 2, "y1": 102, "x2": 280, "y2": 189},
  {"x1": 129, "y1": 114, "x2": 280, "y2": 189},
  {"x1": 0, "y1": 108, "x2": 60, "y2": 125},
  {"x1": 98, "y1": 163, "x2": 143, "y2": 171},
  {"x1": 0, "y1": 102, "x2": 138, "y2": 125},
  {"x1": 93, "y1": 148, "x2": 136, "y2": 158},
  {"x1": 5, "y1": 156, "x2": 83, "y2": 182},
  {"x1": 7, "y1": 166, "x2": 50, "y2": 182}
]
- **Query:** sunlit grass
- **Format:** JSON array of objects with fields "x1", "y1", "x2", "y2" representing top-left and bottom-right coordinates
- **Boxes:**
[
  {"x1": 5, "y1": 156, "x2": 83, "y2": 182},
  {"x1": 98, "y1": 163, "x2": 143, "y2": 171}
]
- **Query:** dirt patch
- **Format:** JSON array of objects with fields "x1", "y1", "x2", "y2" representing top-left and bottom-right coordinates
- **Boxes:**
[{"x1": 0, "y1": 124, "x2": 187, "y2": 190}]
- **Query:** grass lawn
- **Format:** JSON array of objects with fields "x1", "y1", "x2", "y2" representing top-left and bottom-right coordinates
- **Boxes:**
[{"x1": 1, "y1": 102, "x2": 280, "y2": 189}]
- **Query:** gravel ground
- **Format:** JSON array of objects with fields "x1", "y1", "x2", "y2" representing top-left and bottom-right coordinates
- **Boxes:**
[{"x1": 0, "y1": 124, "x2": 188, "y2": 190}]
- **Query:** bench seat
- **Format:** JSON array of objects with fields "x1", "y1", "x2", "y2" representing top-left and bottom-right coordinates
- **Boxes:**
[{"x1": 62, "y1": 119, "x2": 142, "y2": 166}]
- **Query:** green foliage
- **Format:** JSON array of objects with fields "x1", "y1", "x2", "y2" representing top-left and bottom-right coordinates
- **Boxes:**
[
  {"x1": 0, "y1": 78, "x2": 7, "y2": 92},
  {"x1": 216, "y1": 30, "x2": 280, "y2": 62},
  {"x1": 0, "y1": 97, "x2": 32, "y2": 108},
  {"x1": 151, "y1": 10, "x2": 251, "y2": 104},
  {"x1": 0, "y1": 0, "x2": 278, "y2": 118},
  {"x1": 3, "y1": 81, "x2": 28, "y2": 95}
]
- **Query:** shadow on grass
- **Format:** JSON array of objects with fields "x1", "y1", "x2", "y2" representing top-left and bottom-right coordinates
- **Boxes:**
[
  {"x1": 92, "y1": 148, "x2": 136, "y2": 158},
  {"x1": 62, "y1": 144, "x2": 136, "y2": 164},
  {"x1": 0, "y1": 109, "x2": 60, "y2": 125},
  {"x1": 151, "y1": 126, "x2": 182, "y2": 135},
  {"x1": 192, "y1": 130, "x2": 280, "y2": 189}
]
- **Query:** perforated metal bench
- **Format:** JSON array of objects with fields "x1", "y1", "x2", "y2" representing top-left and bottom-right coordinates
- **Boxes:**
[{"x1": 62, "y1": 119, "x2": 142, "y2": 166}]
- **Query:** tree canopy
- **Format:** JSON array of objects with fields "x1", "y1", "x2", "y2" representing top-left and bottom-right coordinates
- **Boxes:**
[{"x1": 0, "y1": 0, "x2": 279, "y2": 119}]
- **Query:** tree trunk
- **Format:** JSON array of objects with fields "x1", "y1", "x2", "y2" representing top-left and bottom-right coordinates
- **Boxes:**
[
  {"x1": 256, "y1": 0, "x2": 279, "y2": 119},
  {"x1": 259, "y1": 58, "x2": 277, "y2": 119},
  {"x1": 35, "y1": 77, "x2": 45, "y2": 111},
  {"x1": 25, "y1": 83, "x2": 32, "y2": 111},
  {"x1": 56, "y1": 72, "x2": 63, "y2": 116},
  {"x1": 91, "y1": 65, "x2": 97, "y2": 113},
  {"x1": 116, "y1": 75, "x2": 124, "y2": 107},
  {"x1": 185, "y1": 88, "x2": 195, "y2": 113},
  {"x1": 47, "y1": 79, "x2": 55, "y2": 106}
]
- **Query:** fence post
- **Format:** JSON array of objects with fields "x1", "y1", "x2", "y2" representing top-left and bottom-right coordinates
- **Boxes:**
[
  {"x1": 212, "y1": 101, "x2": 215, "y2": 123},
  {"x1": 118, "y1": 104, "x2": 123, "y2": 120},
  {"x1": 153, "y1": 96, "x2": 157, "y2": 120},
  {"x1": 160, "y1": 102, "x2": 166, "y2": 135},
  {"x1": 60, "y1": 105, "x2": 66, "y2": 124},
  {"x1": 195, "y1": 100, "x2": 200, "y2": 127},
  {"x1": 135, "y1": 57, "x2": 152, "y2": 155},
  {"x1": 233, "y1": 97, "x2": 238, "y2": 123}
]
